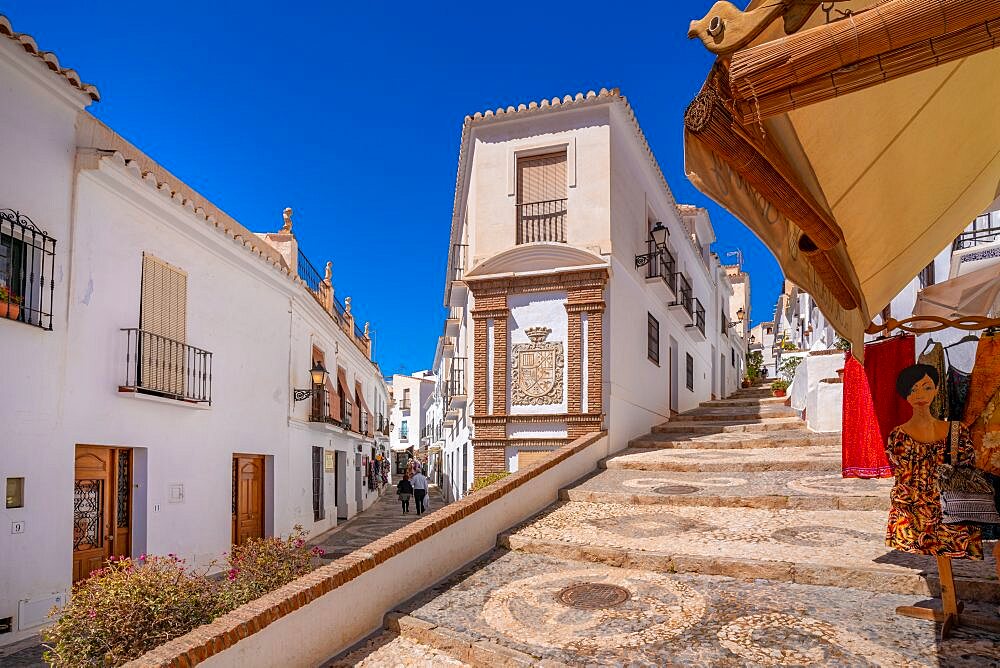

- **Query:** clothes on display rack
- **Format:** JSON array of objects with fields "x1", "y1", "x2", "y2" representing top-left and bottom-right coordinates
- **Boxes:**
[
  {"x1": 842, "y1": 352, "x2": 893, "y2": 478},
  {"x1": 947, "y1": 367, "x2": 973, "y2": 421},
  {"x1": 962, "y1": 332, "x2": 1000, "y2": 476},
  {"x1": 885, "y1": 423, "x2": 983, "y2": 559},
  {"x1": 865, "y1": 334, "x2": 916, "y2": 443},
  {"x1": 917, "y1": 342, "x2": 948, "y2": 420}
]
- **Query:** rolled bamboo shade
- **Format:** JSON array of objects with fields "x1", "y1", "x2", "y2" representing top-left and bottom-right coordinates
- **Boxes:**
[
  {"x1": 733, "y1": 16, "x2": 1000, "y2": 123},
  {"x1": 517, "y1": 152, "x2": 567, "y2": 204},
  {"x1": 729, "y1": 0, "x2": 1000, "y2": 101},
  {"x1": 140, "y1": 254, "x2": 187, "y2": 395}
]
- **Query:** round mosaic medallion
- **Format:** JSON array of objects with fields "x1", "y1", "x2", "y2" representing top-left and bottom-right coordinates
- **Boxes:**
[
  {"x1": 653, "y1": 484, "x2": 700, "y2": 495},
  {"x1": 556, "y1": 582, "x2": 631, "y2": 610}
]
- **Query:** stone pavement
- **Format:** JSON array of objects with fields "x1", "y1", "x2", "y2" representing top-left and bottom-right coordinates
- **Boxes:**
[
  {"x1": 312, "y1": 481, "x2": 445, "y2": 559},
  {"x1": 331, "y1": 382, "x2": 1000, "y2": 666}
]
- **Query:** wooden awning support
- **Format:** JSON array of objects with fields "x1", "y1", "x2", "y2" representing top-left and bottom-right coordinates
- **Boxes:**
[
  {"x1": 866, "y1": 314, "x2": 1000, "y2": 336},
  {"x1": 727, "y1": 0, "x2": 1000, "y2": 123}
]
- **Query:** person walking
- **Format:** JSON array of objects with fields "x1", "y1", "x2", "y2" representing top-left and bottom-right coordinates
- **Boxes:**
[
  {"x1": 411, "y1": 469, "x2": 429, "y2": 515},
  {"x1": 396, "y1": 474, "x2": 413, "y2": 514}
]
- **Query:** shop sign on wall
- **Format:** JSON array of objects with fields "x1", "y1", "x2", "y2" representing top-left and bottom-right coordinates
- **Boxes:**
[{"x1": 512, "y1": 327, "x2": 564, "y2": 406}]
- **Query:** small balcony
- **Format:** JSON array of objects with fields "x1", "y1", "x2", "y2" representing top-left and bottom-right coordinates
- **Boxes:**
[
  {"x1": 445, "y1": 307, "x2": 461, "y2": 337},
  {"x1": 642, "y1": 240, "x2": 676, "y2": 295},
  {"x1": 951, "y1": 213, "x2": 1000, "y2": 276},
  {"x1": 517, "y1": 198, "x2": 567, "y2": 244},
  {"x1": 669, "y1": 274, "x2": 693, "y2": 323},
  {"x1": 119, "y1": 328, "x2": 212, "y2": 404},
  {"x1": 448, "y1": 357, "x2": 468, "y2": 410},
  {"x1": 340, "y1": 400, "x2": 353, "y2": 432},
  {"x1": 442, "y1": 337, "x2": 456, "y2": 358},
  {"x1": 448, "y1": 244, "x2": 468, "y2": 307},
  {"x1": 377, "y1": 413, "x2": 390, "y2": 436},
  {"x1": 360, "y1": 410, "x2": 370, "y2": 436},
  {"x1": 686, "y1": 298, "x2": 707, "y2": 339}
]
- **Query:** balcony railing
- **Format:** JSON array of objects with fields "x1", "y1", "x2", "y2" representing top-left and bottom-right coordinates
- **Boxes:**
[
  {"x1": 449, "y1": 357, "x2": 467, "y2": 404},
  {"x1": 340, "y1": 400, "x2": 353, "y2": 431},
  {"x1": 120, "y1": 328, "x2": 212, "y2": 404},
  {"x1": 377, "y1": 413, "x2": 389, "y2": 435},
  {"x1": 643, "y1": 240, "x2": 676, "y2": 292},
  {"x1": 1, "y1": 209, "x2": 56, "y2": 331},
  {"x1": 953, "y1": 214, "x2": 1000, "y2": 251},
  {"x1": 298, "y1": 249, "x2": 367, "y2": 349},
  {"x1": 360, "y1": 410, "x2": 369, "y2": 436},
  {"x1": 451, "y1": 244, "x2": 468, "y2": 282},
  {"x1": 399, "y1": 398, "x2": 411, "y2": 411},
  {"x1": 691, "y1": 298, "x2": 706, "y2": 335},
  {"x1": 310, "y1": 387, "x2": 333, "y2": 423},
  {"x1": 517, "y1": 198, "x2": 567, "y2": 244},
  {"x1": 671, "y1": 274, "x2": 693, "y2": 317}
]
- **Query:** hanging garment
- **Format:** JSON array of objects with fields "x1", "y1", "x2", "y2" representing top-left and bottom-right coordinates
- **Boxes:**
[
  {"x1": 842, "y1": 352, "x2": 893, "y2": 478},
  {"x1": 917, "y1": 342, "x2": 948, "y2": 420},
  {"x1": 962, "y1": 333, "x2": 1000, "y2": 476},
  {"x1": 884, "y1": 423, "x2": 983, "y2": 559},
  {"x1": 947, "y1": 367, "x2": 973, "y2": 421},
  {"x1": 865, "y1": 335, "x2": 916, "y2": 443}
]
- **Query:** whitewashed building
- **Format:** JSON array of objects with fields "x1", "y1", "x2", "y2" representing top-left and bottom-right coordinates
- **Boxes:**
[
  {"x1": 437, "y1": 88, "x2": 749, "y2": 481},
  {"x1": 0, "y1": 17, "x2": 389, "y2": 645},
  {"x1": 387, "y1": 372, "x2": 435, "y2": 476}
]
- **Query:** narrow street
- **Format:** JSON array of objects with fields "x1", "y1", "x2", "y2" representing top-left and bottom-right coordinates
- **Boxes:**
[{"x1": 312, "y1": 481, "x2": 447, "y2": 560}]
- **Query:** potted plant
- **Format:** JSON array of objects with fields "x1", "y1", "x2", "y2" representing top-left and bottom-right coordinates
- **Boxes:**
[
  {"x1": 771, "y1": 379, "x2": 789, "y2": 397},
  {"x1": 741, "y1": 377, "x2": 752, "y2": 388},
  {"x1": 0, "y1": 285, "x2": 21, "y2": 321}
]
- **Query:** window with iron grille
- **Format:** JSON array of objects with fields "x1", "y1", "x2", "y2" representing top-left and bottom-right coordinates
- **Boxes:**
[
  {"x1": 918, "y1": 261, "x2": 936, "y2": 289},
  {"x1": 516, "y1": 151, "x2": 568, "y2": 244},
  {"x1": 686, "y1": 353, "x2": 694, "y2": 391},
  {"x1": 647, "y1": 313, "x2": 660, "y2": 365},
  {"x1": 312, "y1": 446, "x2": 324, "y2": 521},
  {"x1": 731, "y1": 347, "x2": 736, "y2": 367},
  {"x1": 1, "y1": 209, "x2": 56, "y2": 330}
]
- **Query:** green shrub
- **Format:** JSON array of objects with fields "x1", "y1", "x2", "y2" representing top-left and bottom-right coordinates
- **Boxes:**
[
  {"x1": 746, "y1": 351, "x2": 764, "y2": 381},
  {"x1": 771, "y1": 379, "x2": 790, "y2": 391},
  {"x1": 471, "y1": 471, "x2": 510, "y2": 492},
  {"x1": 779, "y1": 356, "x2": 804, "y2": 382},
  {"x1": 217, "y1": 525, "x2": 322, "y2": 610},
  {"x1": 42, "y1": 555, "x2": 221, "y2": 667},
  {"x1": 834, "y1": 335, "x2": 851, "y2": 351}
]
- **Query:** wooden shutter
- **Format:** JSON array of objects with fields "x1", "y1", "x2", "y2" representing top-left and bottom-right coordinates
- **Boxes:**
[
  {"x1": 140, "y1": 254, "x2": 187, "y2": 396},
  {"x1": 516, "y1": 152, "x2": 567, "y2": 204}
]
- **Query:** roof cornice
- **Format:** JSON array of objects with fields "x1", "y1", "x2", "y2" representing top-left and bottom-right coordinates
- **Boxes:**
[{"x1": 0, "y1": 14, "x2": 99, "y2": 102}]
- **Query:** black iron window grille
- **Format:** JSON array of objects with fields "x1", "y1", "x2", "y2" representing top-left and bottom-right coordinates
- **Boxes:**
[
  {"x1": 361, "y1": 410, "x2": 369, "y2": 435},
  {"x1": 686, "y1": 353, "x2": 695, "y2": 391},
  {"x1": 310, "y1": 386, "x2": 333, "y2": 423},
  {"x1": 517, "y1": 198, "x2": 568, "y2": 244},
  {"x1": 953, "y1": 214, "x2": 999, "y2": 251},
  {"x1": 451, "y1": 244, "x2": 468, "y2": 282},
  {"x1": 117, "y1": 451, "x2": 130, "y2": 529},
  {"x1": 312, "y1": 446, "x2": 324, "y2": 521},
  {"x1": 647, "y1": 313, "x2": 660, "y2": 365},
  {"x1": 671, "y1": 274, "x2": 693, "y2": 317},
  {"x1": 1, "y1": 209, "x2": 56, "y2": 330},
  {"x1": 341, "y1": 399, "x2": 353, "y2": 431},
  {"x1": 73, "y1": 479, "x2": 102, "y2": 551},
  {"x1": 121, "y1": 328, "x2": 212, "y2": 404},
  {"x1": 918, "y1": 261, "x2": 936, "y2": 289},
  {"x1": 721, "y1": 309, "x2": 728, "y2": 336},
  {"x1": 690, "y1": 299, "x2": 706, "y2": 335}
]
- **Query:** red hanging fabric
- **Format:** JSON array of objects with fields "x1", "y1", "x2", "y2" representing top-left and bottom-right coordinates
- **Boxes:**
[
  {"x1": 842, "y1": 351, "x2": 893, "y2": 478},
  {"x1": 865, "y1": 334, "x2": 916, "y2": 441}
]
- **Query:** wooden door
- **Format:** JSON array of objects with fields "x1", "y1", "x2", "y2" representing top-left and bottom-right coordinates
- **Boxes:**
[
  {"x1": 232, "y1": 455, "x2": 264, "y2": 546},
  {"x1": 73, "y1": 446, "x2": 131, "y2": 582}
]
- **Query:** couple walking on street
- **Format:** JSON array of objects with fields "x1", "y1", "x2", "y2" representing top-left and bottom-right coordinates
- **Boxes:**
[{"x1": 396, "y1": 468, "x2": 428, "y2": 515}]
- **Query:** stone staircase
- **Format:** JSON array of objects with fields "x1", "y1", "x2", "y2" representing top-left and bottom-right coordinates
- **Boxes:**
[{"x1": 330, "y1": 383, "x2": 1000, "y2": 666}]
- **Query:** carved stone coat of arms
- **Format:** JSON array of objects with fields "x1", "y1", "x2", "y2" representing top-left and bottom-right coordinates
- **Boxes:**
[{"x1": 511, "y1": 327, "x2": 564, "y2": 406}]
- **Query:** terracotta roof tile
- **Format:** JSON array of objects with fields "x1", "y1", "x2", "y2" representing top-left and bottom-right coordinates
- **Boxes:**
[{"x1": 0, "y1": 14, "x2": 100, "y2": 101}]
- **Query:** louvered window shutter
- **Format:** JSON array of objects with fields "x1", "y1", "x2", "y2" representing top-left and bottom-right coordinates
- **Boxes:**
[
  {"x1": 516, "y1": 152, "x2": 567, "y2": 243},
  {"x1": 140, "y1": 255, "x2": 188, "y2": 396}
]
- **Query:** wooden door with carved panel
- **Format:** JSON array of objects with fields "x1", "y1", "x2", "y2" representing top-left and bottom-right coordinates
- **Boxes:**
[
  {"x1": 73, "y1": 446, "x2": 131, "y2": 582},
  {"x1": 232, "y1": 455, "x2": 265, "y2": 546}
]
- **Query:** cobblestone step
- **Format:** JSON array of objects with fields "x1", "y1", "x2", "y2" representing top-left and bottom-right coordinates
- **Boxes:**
[
  {"x1": 629, "y1": 429, "x2": 839, "y2": 449},
  {"x1": 561, "y1": 469, "x2": 891, "y2": 511},
  {"x1": 680, "y1": 406, "x2": 800, "y2": 421},
  {"x1": 603, "y1": 446, "x2": 841, "y2": 472},
  {"x1": 652, "y1": 416, "x2": 804, "y2": 434},
  {"x1": 700, "y1": 396, "x2": 788, "y2": 407},
  {"x1": 499, "y1": 501, "x2": 1000, "y2": 603},
  {"x1": 328, "y1": 630, "x2": 473, "y2": 667},
  {"x1": 388, "y1": 549, "x2": 1000, "y2": 666}
]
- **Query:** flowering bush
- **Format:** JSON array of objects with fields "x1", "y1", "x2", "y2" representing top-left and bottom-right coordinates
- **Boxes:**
[
  {"x1": 42, "y1": 555, "x2": 221, "y2": 667},
  {"x1": 217, "y1": 525, "x2": 324, "y2": 610},
  {"x1": 471, "y1": 471, "x2": 510, "y2": 492},
  {"x1": 44, "y1": 528, "x2": 323, "y2": 667},
  {"x1": 0, "y1": 284, "x2": 21, "y2": 304}
]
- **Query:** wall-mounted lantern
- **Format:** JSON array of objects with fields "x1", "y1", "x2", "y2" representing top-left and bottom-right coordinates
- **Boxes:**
[
  {"x1": 634, "y1": 222, "x2": 669, "y2": 268},
  {"x1": 293, "y1": 361, "x2": 329, "y2": 402}
]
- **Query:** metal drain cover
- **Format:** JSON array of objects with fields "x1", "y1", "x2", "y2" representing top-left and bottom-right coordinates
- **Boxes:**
[
  {"x1": 653, "y1": 484, "x2": 700, "y2": 495},
  {"x1": 556, "y1": 583, "x2": 630, "y2": 610}
]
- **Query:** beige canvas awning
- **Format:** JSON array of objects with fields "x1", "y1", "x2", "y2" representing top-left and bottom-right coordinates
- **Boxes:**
[
  {"x1": 913, "y1": 264, "x2": 1000, "y2": 320},
  {"x1": 684, "y1": 0, "x2": 1000, "y2": 355}
]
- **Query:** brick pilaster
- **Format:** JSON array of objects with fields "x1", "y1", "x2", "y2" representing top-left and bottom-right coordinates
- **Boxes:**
[
  {"x1": 588, "y1": 306, "x2": 604, "y2": 416},
  {"x1": 493, "y1": 316, "x2": 508, "y2": 416},
  {"x1": 565, "y1": 307, "x2": 582, "y2": 414}
]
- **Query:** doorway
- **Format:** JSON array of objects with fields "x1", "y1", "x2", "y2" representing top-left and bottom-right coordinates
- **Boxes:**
[
  {"x1": 669, "y1": 337, "x2": 679, "y2": 414},
  {"x1": 73, "y1": 446, "x2": 131, "y2": 582},
  {"x1": 232, "y1": 454, "x2": 265, "y2": 546},
  {"x1": 721, "y1": 352, "x2": 727, "y2": 398},
  {"x1": 335, "y1": 451, "x2": 348, "y2": 520}
]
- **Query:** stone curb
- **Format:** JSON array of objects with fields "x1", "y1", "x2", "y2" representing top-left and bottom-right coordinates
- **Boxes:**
[
  {"x1": 559, "y1": 488, "x2": 890, "y2": 511},
  {"x1": 385, "y1": 612, "x2": 571, "y2": 668},
  {"x1": 122, "y1": 431, "x2": 607, "y2": 668},
  {"x1": 497, "y1": 535, "x2": 1000, "y2": 602}
]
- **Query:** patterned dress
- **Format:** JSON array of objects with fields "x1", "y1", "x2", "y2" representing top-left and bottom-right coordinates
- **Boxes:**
[{"x1": 884, "y1": 424, "x2": 982, "y2": 559}]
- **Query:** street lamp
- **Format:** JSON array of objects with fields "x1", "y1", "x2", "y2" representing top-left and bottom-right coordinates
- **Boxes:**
[
  {"x1": 736, "y1": 307, "x2": 745, "y2": 323},
  {"x1": 293, "y1": 361, "x2": 328, "y2": 401},
  {"x1": 634, "y1": 222, "x2": 670, "y2": 268}
]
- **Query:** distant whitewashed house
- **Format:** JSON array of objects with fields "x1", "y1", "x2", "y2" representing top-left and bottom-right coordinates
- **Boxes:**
[
  {"x1": 0, "y1": 17, "x2": 389, "y2": 646},
  {"x1": 435, "y1": 88, "x2": 750, "y2": 484}
]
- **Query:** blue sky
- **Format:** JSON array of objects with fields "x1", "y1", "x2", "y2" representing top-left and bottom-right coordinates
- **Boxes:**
[{"x1": 7, "y1": 1, "x2": 782, "y2": 376}]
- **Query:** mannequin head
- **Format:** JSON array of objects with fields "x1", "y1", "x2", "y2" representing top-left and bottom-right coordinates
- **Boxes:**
[{"x1": 895, "y1": 363, "x2": 940, "y2": 408}]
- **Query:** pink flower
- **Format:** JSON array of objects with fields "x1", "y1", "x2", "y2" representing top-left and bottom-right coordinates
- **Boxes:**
[
  {"x1": 227, "y1": 568, "x2": 239, "y2": 581},
  {"x1": 88, "y1": 608, "x2": 97, "y2": 619}
]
